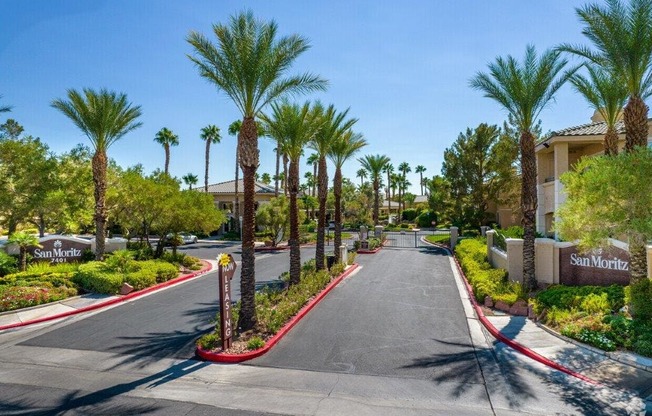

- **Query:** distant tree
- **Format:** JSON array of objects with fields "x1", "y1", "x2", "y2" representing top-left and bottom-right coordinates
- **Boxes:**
[
  {"x1": 570, "y1": 65, "x2": 628, "y2": 156},
  {"x1": 256, "y1": 195, "x2": 291, "y2": 247},
  {"x1": 52, "y1": 88, "x2": 142, "y2": 259},
  {"x1": 200, "y1": 124, "x2": 221, "y2": 191},
  {"x1": 154, "y1": 127, "x2": 179, "y2": 176},
  {"x1": 359, "y1": 154, "x2": 390, "y2": 225},
  {"x1": 182, "y1": 173, "x2": 199, "y2": 190},
  {"x1": 261, "y1": 172, "x2": 272, "y2": 185},
  {"x1": 0, "y1": 95, "x2": 11, "y2": 113},
  {"x1": 382, "y1": 163, "x2": 394, "y2": 215},
  {"x1": 426, "y1": 175, "x2": 451, "y2": 223},
  {"x1": 227, "y1": 120, "x2": 242, "y2": 232},
  {"x1": 307, "y1": 153, "x2": 319, "y2": 196},
  {"x1": 397, "y1": 162, "x2": 411, "y2": 215},
  {"x1": 356, "y1": 168, "x2": 367, "y2": 187},
  {"x1": 415, "y1": 165, "x2": 427, "y2": 195},
  {"x1": 187, "y1": 10, "x2": 327, "y2": 329},
  {"x1": 7, "y1": 231, "x2": 41, "y2": 271},
  {"x1": 0, "y1": 119, "x2": 24, "y2": 139},
  {"x1": 403, "y1": 192, "x2": 416, "y2": 209}
]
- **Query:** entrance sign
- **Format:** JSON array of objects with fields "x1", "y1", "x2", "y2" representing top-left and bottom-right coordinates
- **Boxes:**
[
  {"x1": 559, "y1": 245, "x2": 630, "y2": 286},
  {"x1": 217, "y1": 253, "x2": 237, "y2": 350},
  {"x1": 29, "y1": 235, "x2": 91, "y2": 263}
]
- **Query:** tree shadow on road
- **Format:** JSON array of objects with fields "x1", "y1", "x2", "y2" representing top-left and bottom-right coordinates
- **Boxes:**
[{"x1": 0, "y1": 359, "x2": 207, "y2": 415}]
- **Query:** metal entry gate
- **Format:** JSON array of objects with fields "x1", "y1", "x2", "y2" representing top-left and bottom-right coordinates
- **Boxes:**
[{"x1": 384, "y1": 231, "x2": 431, "y2": 248}]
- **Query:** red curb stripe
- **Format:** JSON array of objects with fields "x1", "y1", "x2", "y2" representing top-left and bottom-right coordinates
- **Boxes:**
[
  {"x1": 0, "y1": 261, "x2": 213, "y2": 332},
  {"x1": 422, "y1": 239, "x2": 600, "y2": 386},
  {"x1": 196, "y1": 263, "x2": 360, "y2": 363}
]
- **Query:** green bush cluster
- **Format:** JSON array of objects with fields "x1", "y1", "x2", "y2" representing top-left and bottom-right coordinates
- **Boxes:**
[
  {"x1": 0, "y1": 251, "x2": 18, "y2": 276},
  {"x1": 454, "y1": 238, "x2": 524, "y2": 305},
  {"x1": 401, "y1": 209, "x2": 418, "y2": 222},
  {"x1": 535, "y1": 284, "x2": 652, "y2": 357},
  {"x1": 160, "y1": 252, "x2": 202, "y2": 270},
  {"x1": 415, "y1": 210, "x2": 437, "y2": 228}
]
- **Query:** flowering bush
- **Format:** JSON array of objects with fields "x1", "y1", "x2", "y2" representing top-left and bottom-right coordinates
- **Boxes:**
[{"x1": 0, "y1": 285, "x2": 77, "y2": 313}]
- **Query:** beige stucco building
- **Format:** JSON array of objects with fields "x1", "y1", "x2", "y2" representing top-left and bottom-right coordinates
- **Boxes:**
[{"x1": 535, "y1": 112, "x2": 652, "y2": 238}]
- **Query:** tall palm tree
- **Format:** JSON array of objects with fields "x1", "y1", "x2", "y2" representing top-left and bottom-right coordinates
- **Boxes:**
[
  {"x1": 397, "y1": 162, "x2": 411, "y2": 216},
  {"x1": 307, "y1": 153, "x2": 319, "y2": 196},
  {"x1": 182, "y1": 173, "x2": 199, "y2": 190},
  {"x1": 261, "y1": 172, "x2": 272, "y2": 184},
  {"x1": 415, "y1": 165, "x2": 427, "y2": 195},
  {"x1": 310, "y1": 103, "x2": 357, "y2": 270},
  {"x1": 200, "y1": 124, "x2": 221, "y2": 191},
  {"x1": 382, "y1": 163, "x2": 394, "y2": 220},
  {"x1": 7, "y1": 231, "x2": 41, "y2": 271},
  {"x1": 0, "y1": 95, "x2": 11, "y2": 113},
  {"x1": 570, "y1": 65, "x2": 628, "y2": 156},
  {"x1": 227, "y1": 120, "x2": 242, "y2": 232},
  {"x1": 260, "y1": 101, "x2": 322, "y2": 285},
  {"x1": 356, "y1": 168, "x2": 367, "y2": 187},
  {"x1": 470, "y1": 45, "x2": 573, "y2": 293},
  {"x1": 154, "y1": 127, "x2": 179, "y2": 175},
  {"x1": 329, "y1": 130, "x2": 367, "y2": 262},
  {"x1": 52, "y1": 88, "x2": 142, "y2": 260},
  {"x1": 359, "y1": 154, "x2": 391, "y2": 226},
  {"x1": 187, "y1": 11, "x2": 327, "y2": 329},
  {"x1": 560, "y1": 0, "x2": 652, "y2": 153},
  {"x1": 390, "y1": 172, "x2": 399, "y2": 201}
]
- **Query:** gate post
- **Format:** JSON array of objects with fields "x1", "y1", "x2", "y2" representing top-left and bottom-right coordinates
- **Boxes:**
[{"x1": 450, "y1": 227, "x2": 459, "y2": 250}]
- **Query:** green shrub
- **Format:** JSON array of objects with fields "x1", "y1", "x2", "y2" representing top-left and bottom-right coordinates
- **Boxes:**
[
  {"x1": 197, "y1": 333, "x2": 219, "y2": 350},
  {"x1": 401, "y1": 209, "x2": 418, "y2": 222},
  {"x1": 604, "y1": 314, "x2": 635, "y2": 348},
  {"x1": 629, "y1": 279, "x2": 652, "y2": 320},
  {"x1": 105, "y1": 250, "x2": 135, "y2": 273},
  {"x1": 580, "y1": 293, "x2": 611, "y2": 315},
  {"x1": 535, "y1": 285, "x2": 625, "y2": 314},
  {"x1": 247, "y1": 336, "x2": 265, "y2": 350},
  {"x1": 576, "y1": 329, "x2": 616, "y2": 351},
  {"x1": 125, "y1": 269, "x2": 157, "y2": 290},
  {"x1": 0, "y1": 285, "x2": 77, "y2": 312},
  {"x1": 347, "y1": 251, "x2": 357, "y2": 265},
  {"x1": 127, "y1": 241, "x2": 154, "y2": 261},
  {"x1": 0, "y1": 251, "x2": 17, "y2": 276},
  {"x1": 399, "y1": 223, "x2": 409, "y2": 229},
  {"x1": 415, "y1": 210, "x2": 437, "y2": 228},
  {"x1": 73, "y1": 262, "x2": 124, "y2": 294},
  {"x1": 81, "y1": 249, "x2": 96, "y2": 262},
  {"x1": 133, "y1": 260, "x2": 179, "y2": 282}
]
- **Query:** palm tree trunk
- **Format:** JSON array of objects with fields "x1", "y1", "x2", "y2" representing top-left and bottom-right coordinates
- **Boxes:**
[
  {"x1": 521, "y1": 130, "x2": 537, "y2": 293},
  {"x1": 420, "y1": 173, "x2": 424, "y2": 195},
  {"x1": 387, "y1": 171, "x2": 391, "y2": 219},
  {"x1": 164, "y1": 145, "x2": 170, "y2": 175},
  {"x1": 237, "y1": 116, "x2": 258, "y2": 331},
  {"x1": 629, "y1": 233, "x2": 647, "y2": 284},
  {"x1": 373, "y1": 179, "x2": 380, "y2": 225},
  {"x1": 283, "y1": 154, "x2": 289, "y2": 196},
  {"x1": 604, "y1": 127, "x2": 619, "y2": 156},
  {"x1": 398, "y1": 185, "x2": 402, "y2": 221},
  {"x1": 289, "y1": 159, "x2": 301, "y2": 285},
  {"x1": 333, "y1": 167, "x2": 343, "y2": 263},
  {"x1": 624, "y1": 95, "x2": 649, "y2": 152},
  {"x1": 315, "y1": 156, "x2": 328, "y2": 270},
  {"x1": 204, "y1": 139, "x2": 211, "y2": 192},
  {"x1": 234, "y1": 144, "x2": 240, "y2": 233},
  {"x1": 312, "y1": 162, "x2": 317, "y2": 197},
  {"x1": 92, "y1": 151, "x2": 108, "y2": 260},
  {"x1": 20, "y1": 247, "x2": 27, "y2": 272},
  {"x1": 274, "y1": 141, "x2": 280, "y2": 197},
  {"x1": 359, "y1": 176, "x2": 363, "y2": 187}
]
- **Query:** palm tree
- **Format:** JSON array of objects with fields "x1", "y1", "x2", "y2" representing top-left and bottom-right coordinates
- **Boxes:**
[
  {"x1": 187, "y1": 11, "x2": 327, "y2": 330},
  {"x1": 397, "y1": 162, "x2": 411, "y2": 216},
  {"x1": 310, "y1": 103, "x2": 357, "y2": 270},
  {"x1": 261, "y1": 172, "x2": 272, "y2": 184},
  {"x1": 307, "y1": 153, "x2": 319, "y2": 196},
  {"x1": 359, "y1": 154, "x2": 391, "y2": 225},
  {"x1": 390, "y1": 172, "x2": 399, "y2": 201},
  {"x1": 227, "y1": 120, "x2": 242, "y2": 232},
  {"x1": 7, "y1": 231, "x2": 41, "y2": 271},
  {"x1": 470, "y1": 45, "x2": 573, "y2": 293},
  {"x1": 261, "y1": 101, "x2": 322, "y2": 285},
  {"x1": 182, "y1": 173, "x2": 199, "y2": 190},
  {"x1": 200, "y1": 124, "x2": 221, "y2": 191},
  {"x1": 329, "y1": 130, "x2": 367, "y2": 262},
  {"x1": 415, "y1": 165, "x2": 427, "y2": 195},
  {"x1": 382, "y1": 163, "x2": 394, "y2": 220},
  {"x1": 570, "y1": 65, "x2": 628, "y2": 156},
  {"x1": 52, "y1": 88, "x2": 142, "y2": 260},
  {"x1": 154, "y1": 127, "x2": 179, "y2": 175},
  {"x1": 560, "y1": 0, "x2": 652, "y2": 153},
  {"x1": 356, "y1": 168, "x2": 367, "y2": 187},
  {"x1": 0, "y1": 95, "x2": 11, "y2": 113}
]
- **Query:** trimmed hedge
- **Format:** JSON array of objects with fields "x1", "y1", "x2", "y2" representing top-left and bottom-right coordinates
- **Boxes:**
[{"x1": 73, "y1": 262, "x2": 124, "y2": 294}]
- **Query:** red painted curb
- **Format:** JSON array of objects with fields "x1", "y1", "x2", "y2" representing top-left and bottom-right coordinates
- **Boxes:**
[
  {"x1": 356, "y1": 247, "x2": 381, "y2": 254},
  {"x1": 196, "y1": 263, "x2": 360, "y2": 363},
  {"x1": 422, "y1": 239, "x2": 600, "y2": 386},
  {"x1": 254, "y1": 246, "x2": 290, "y2": 252},
  {"x1": 0, "y1": 260, "x2": 214, "y2": 332}
]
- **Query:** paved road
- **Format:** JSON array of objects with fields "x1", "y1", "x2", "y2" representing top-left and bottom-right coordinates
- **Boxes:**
[
  {"x1": 17, "y1": 243, "x2": 316, "y2": 361},
  {"x1": 0, "y1": 243, "x2": 641, "y2": 415}
]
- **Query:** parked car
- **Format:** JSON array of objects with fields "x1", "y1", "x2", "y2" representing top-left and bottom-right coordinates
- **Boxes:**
[{"x1": 166, "y1": 232, "x2": 198, "y2": 245}]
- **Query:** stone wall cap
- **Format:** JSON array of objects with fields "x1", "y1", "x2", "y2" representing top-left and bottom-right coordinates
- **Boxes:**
[{"x1": 535, "y1": 238, "x2": 555, "y2": 245}]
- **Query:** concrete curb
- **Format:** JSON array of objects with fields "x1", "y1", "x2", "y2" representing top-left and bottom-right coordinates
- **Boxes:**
[
  {"x1": 421, "y1": 238, "x2": 600, "y2": 385},
  {"x1": 0, "y1": 260, "x2": 214, "y2": 332},
  {"x1": 196, "y1": 263, "x2": 360, "y2": 363}
]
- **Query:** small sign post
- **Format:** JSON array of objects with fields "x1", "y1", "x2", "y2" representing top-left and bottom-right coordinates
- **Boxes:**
[{"x1": 217, "y1": 253, "x2": 237, "y2": 350}]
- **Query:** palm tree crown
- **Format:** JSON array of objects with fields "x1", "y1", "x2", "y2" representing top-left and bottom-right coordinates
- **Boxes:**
[
  {"x1": 415, "y1": 165, "x2": 427, "y2": 195},
  {"x1": 154, "y1": 127, "x2": 179, "y2": 175},
  {"x1": 182, "y1": 173, "x2": 199, "y2": 190},
  {"x1": 0, "y1": 95, "x2": 12, "y2": 113},
  {"x1": 356, "y1": 168, "x2": 367, "y2": 187}
]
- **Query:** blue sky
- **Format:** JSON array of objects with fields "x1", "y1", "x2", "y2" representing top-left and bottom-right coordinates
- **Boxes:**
[{"x1": 1, "y1": 0, "x2": 610, "y2": 194}]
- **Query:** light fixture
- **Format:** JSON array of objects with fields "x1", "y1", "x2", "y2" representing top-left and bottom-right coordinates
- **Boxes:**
[{"x1": 543, "y1": 142, "x2": 550, "y2": 148}]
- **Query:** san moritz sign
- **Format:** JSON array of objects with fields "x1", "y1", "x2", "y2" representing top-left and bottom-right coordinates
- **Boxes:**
[
  {"x1": 559, "y1": 244, "x2": 630, "y2": 286},
  {"x1": 28, "y1": 235, "x2": 91, "y2": 263}
]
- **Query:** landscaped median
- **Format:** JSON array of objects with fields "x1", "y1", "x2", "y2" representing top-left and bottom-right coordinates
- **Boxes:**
[
  {"x1": 0, "y1": 252, "x2": 212, "y2": 331},
  {"x1": 196, "y1": 260, "x2": 359, "y2": 363},
  {"x1": 353, "y1": 236, "x2": 384, "y2": 254}
]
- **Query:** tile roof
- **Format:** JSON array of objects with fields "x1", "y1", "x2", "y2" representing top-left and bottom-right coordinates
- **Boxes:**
[
  {"x1": 551, "y1": 120, "x2": 625, "y2": 137},
  {"x1": 203, "y1": 179, "x2": 277, "y2": 194}
]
